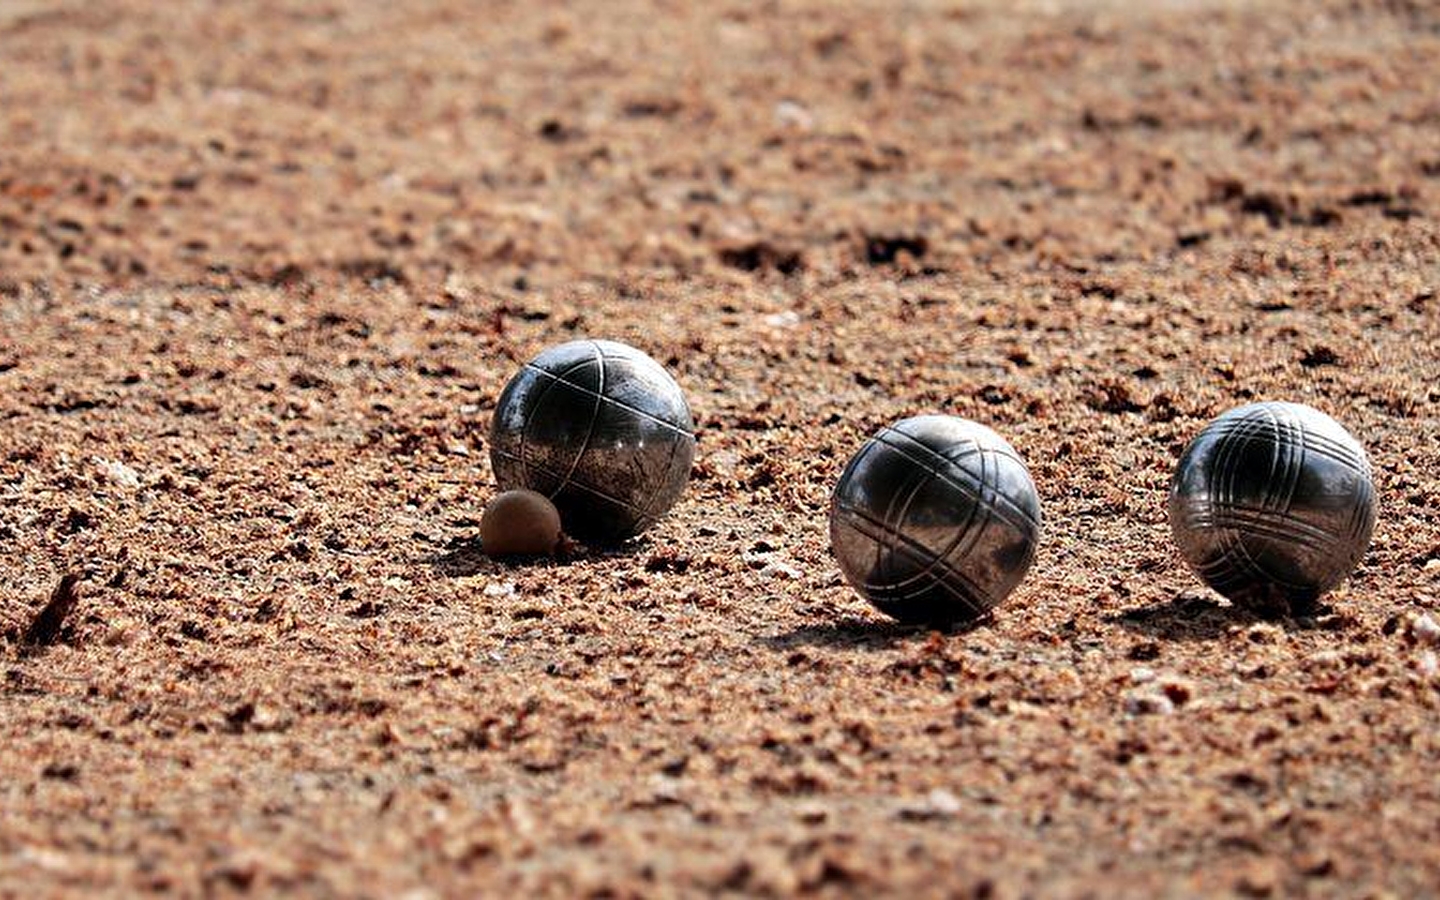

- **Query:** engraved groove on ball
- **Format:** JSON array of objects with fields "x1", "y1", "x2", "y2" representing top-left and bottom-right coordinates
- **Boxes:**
[
  {"x1": 869, "y1": 437, "x2": 990, "y2": 606},
  {"x1": 829, "y1": 415, "x2": 1041, "y2": 625},
  {"x1": 515, "y1": 353, "x2": 605, "y2": 495},
  {"x1": 865, "y1": 432, "x2": 1002, "y2": 604},
  {"x1": 490, "y1": 339, "x2": 695, "y2": 544},
  {"x1": 1168, "y1": 401, "x2": 1376, "y2": 616}
]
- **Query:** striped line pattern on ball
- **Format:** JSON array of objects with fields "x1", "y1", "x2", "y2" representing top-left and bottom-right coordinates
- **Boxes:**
[
  {"x1": 830, "y1": 415, "x2": 1041, "y2": 624},
  {"x1": 1169, "y1": 401, "x2": 1375, "y2": 611},
  {"x1": 491, "y1": 340, "x2": 695, "y2": 543}
]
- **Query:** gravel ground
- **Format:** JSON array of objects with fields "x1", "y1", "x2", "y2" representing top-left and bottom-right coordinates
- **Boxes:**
[{"x1": 1, "y1": 0, "x2": 1438, "y2": 895}]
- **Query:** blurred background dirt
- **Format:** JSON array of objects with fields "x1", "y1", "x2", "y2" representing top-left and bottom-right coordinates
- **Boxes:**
[{"x1": 1, "y1": 0, "x2": 1438, "y2": 895}]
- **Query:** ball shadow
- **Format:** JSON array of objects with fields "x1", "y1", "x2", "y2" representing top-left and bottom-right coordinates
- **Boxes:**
[
  {"x1": 427, "y1": 538, "x2": 498, "y2": 578},
  {"x1": 1106, "y1": 593, "x2": 1248, "y2": 642},
  {"x1": 1107, "y1": 592, "x2": 1343, "y2": 641},
  {"x1": 426, "y1": 534, "x2": 654, "y2": 578},
  {"x1": 760, "y1": 614, "x2": 990, "y2": 652}
]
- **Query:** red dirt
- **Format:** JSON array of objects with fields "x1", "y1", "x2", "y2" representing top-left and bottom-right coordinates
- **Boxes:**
[{"x1": 2, "y1": 0, "x2": 1439, "y2": 895}]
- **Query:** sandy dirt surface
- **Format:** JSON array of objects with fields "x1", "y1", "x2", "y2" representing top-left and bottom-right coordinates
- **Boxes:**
[{"x1": 2, "y1": 0, "x2": 1439, "y2": 895}]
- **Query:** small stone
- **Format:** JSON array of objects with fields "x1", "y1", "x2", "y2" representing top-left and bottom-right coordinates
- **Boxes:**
[
  {"x1": 1244, "y1": 623, "x2": 1284, "y2": 643},
  {"x1": 1129, "y1": 667, "x2": 1156, "y2": 684},
  {"x1": 483, "y1": 582, "x2": 517, "y2": 598},
  {"x1": 773, "y1": 100, "x2": 814, "y2": 130},
  {"x1": 102, "y1": 621, "x2": 136, "y2": 647},
  {"x1": 96, "y1": 458, "x2": 141, "y2": 489},
  {"x1": 1125, "y1": 689, "x2": 1175, "y2": 716},
  {"x1": 898, "y1": 788, "x2": 962, "y2": 821},
  {"x1": 761, "y1": 560, "x2": 803, "y2": 580},
  {"x1": 923, "y1": 788, "x2": 962, "y2": 816},
  {"x1": 1305, "y1": 650, "x2": 1345, "y2": 669},
  {"x1": 764, "y1": 310, "x2": 801, "y2": 329},
  {"x1": 1411, "y1": 613, "x2": 1440, "y2": 646},
  {"x1": 1418, "y1": 650, "x2": 1438, "y2": 679}
]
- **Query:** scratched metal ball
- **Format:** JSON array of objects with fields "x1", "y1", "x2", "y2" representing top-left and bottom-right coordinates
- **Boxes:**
[
  {"x1": 1169, "y1": 401, "x2": 1377, "y2": 617},
  {"x1": 489, "y1": 339, "x2": 695, "y2": 544},
  {"x1": 830, "y1": 415, "x2": 1042, "y2": 625}
]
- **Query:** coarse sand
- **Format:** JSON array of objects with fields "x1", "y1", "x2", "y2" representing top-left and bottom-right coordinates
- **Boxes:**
[{"x1": 1, "y1": 0, "x2": 1438, "y2": 895}]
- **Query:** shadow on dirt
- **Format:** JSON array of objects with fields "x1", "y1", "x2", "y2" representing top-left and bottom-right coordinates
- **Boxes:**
[
  {"x1": 428, "y1": 538, "x2": 497, "y2": 577},
  {"x1": 1108, "y1": 592, "x2": 1345, "y2": 641},
  {"x1": 1106, "y1": 593, "x2": 1244, "y2": 641},
  {"x1": 427, "y1": 535, "x2": 651, "y2": 577},
  {"x1": 760, "y1": 615, "x2": 989, "y2": 651}
]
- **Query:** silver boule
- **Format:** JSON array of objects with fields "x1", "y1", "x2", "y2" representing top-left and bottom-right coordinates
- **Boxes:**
[
  {"x1": 1168, "y1": 401, "x2": 1376, "y2": 616},
  {"x1": 829, "y1": 415, "x2": 1042, "y2": 625},
  {"x1": 490, "y1": 339, "x2": 695, "y2": 544}
]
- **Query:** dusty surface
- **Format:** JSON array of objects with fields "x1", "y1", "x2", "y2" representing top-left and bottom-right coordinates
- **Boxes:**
[{"x1": 2, "y1": 0, "x2": 1439, "y2": 895}]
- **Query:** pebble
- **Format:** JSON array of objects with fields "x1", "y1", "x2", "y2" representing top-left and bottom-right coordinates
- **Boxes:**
[
  {"x1": 1125, "y1": 690, "x2": 1175, "y2": 716},
  {"x1": 763, "y1": 310, "x2": 801, "y2": 329},
  {"x1": 1411, "y1": 613, "x2": 1440, "y2": 647},
  {"x1": 1419, "y1": 651, "x2": 1438, "y2": 679},
  {"x1": 899, "y1": 788, "x2": 962, "y2": 821},
  {"x1": 773, "y1": 100, "x2": 814, "y2": 130},
  {"x1": 1304, "y1": 650, "x2": 1345, "y2": 670},
  {"x1": 96, "y1": 458, "x2": 141, "y2": 489},
  {"x1": 761, "y1": 560, "x2": 803, "y2": 580}
]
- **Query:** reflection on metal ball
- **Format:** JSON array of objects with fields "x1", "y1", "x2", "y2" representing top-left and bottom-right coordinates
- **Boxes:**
[
  {"x1": 1169, "y1": 401, "x2": 1376, "y2": 616},
  {"x1": 829, "y1": 415, "x2": 1042, "y2": 625},
  {"x1": 490, "y1": 339, "x2": 695, "y2": 544}
]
